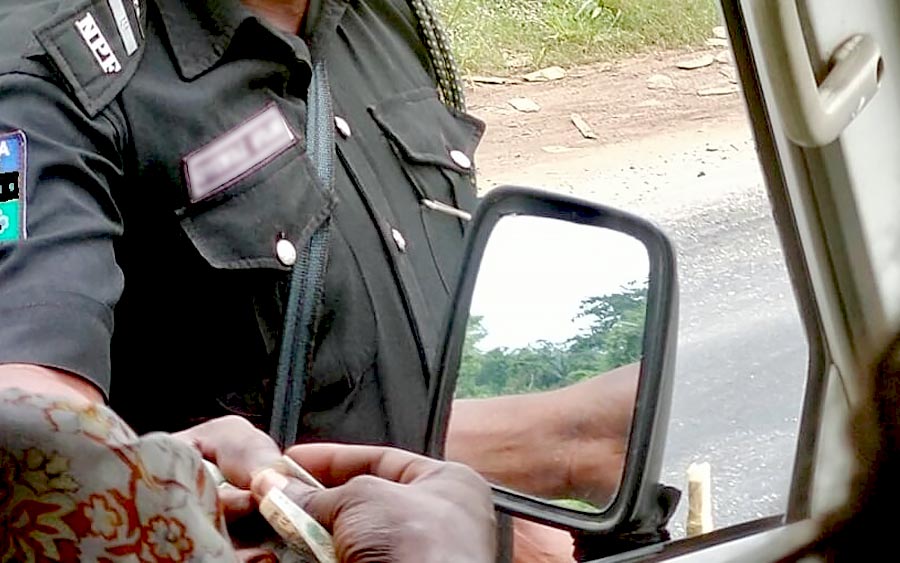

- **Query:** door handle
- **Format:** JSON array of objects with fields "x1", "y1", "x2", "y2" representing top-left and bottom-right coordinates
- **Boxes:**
[{"x1": 750, "y1": 0, "x2": 883, "y2": 147}]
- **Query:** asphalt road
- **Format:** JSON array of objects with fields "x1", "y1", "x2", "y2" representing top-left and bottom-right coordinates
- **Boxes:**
[
  {"x1": 657, "y1": 160, "x2": 808, "y2": 535},
  {"x1": 480, "y1": 116, "x2": 809, "y2": 535}
]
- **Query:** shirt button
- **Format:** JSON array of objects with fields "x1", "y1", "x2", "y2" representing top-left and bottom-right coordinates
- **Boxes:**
[
  {"x1": 449, "y1": 149, "x2": 472, "y2": 170},
  {"x1": 391, "y1": 227, "x2": 407, "y2": 253},
  {"x1": 276, "y1": 238, "x2": 298, "y2": 266},
  {"x1": 334, "y1": 116, "x2": 352, "y2": 139}
]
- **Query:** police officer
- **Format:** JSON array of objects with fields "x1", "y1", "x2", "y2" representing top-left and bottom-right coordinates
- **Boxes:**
[
  {"x1": 0, "y1": 0, "x2": 634, "y2": 557},
  {"x1": 0, "y1": 0, "x2": 480, "y2": 448}
]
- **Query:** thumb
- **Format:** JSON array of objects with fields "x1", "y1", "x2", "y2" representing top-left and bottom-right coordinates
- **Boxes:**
[
  {"x1": 251, "y1": 468, "x2": 343, "y2": 530},
  {"x1": 234, "y1": 547, "x2": 278, "y2": 563}
]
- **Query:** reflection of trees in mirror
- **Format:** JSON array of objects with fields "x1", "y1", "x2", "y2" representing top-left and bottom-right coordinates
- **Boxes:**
[
  {"x1": 551, "y1": 498, "x2": 603, "y2": 513},
  {"x1": 457, "y1": 280, "x2": 649, "y2": 399}
]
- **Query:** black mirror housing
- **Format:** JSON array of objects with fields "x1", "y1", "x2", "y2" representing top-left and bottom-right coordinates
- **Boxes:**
[{"x1": 426, "y1": 186, "x2": 680, "y2": 538}]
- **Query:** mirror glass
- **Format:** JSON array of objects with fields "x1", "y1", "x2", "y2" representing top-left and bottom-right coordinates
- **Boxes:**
[{"x1": 450, "y1": 215, "x2": 650, "y2": 513}]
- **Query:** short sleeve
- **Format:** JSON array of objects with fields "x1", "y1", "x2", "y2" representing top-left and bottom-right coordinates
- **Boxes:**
[{"x1": 0, "y1": 70, "x2": 125, "y2": 396}]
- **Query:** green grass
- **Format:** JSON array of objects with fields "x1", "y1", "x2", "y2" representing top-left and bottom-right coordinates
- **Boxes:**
[
  {"x1": 434, "y1": 0, "x2": 720, "y2": 75},
  {"x1": 551, "y1": 498, "x2": 605, "y2": 513}
]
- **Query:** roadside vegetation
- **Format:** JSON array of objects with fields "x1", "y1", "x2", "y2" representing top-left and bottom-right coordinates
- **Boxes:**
[
  {"x1": 434, "y1": 0, "x2": 720, "y2": 74},
  {"x1": 457, "y1": 281, "x2": 647, "y2": 399}
]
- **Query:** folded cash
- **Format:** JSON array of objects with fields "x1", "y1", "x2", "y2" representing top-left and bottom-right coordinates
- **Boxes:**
[
  {"x1": 260, "y1": 487, "x2": 338, "y2": 563},
  {"x1": 203, "y1": 455, "x2": 336, "y2": 562},
  {"x1": 202, "y1": 459, "x2": 227, "y2": 487},
  {"x1": 273, "y1": 455, "x2": 326, "y2": 490},
  {"x1": 203, "y1": 455, "x2": 323, "y2": 491}
]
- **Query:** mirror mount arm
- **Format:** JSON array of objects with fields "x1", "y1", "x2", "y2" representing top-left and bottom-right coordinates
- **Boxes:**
[
  {"x1": 494, "y1": 511, "x2": 514, "y2": 563},
  {"x1": 571, "y1": 484, "x2": 682, "y2": 561}
]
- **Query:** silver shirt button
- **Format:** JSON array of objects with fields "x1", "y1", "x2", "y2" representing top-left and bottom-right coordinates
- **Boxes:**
[
  {"x1": 449, "y1": 149, "x2": 472, "y2": 170},
  {"x1": 334, "y1": 116, "x2": 352, "y2": 139},
  {"x1": 276, "y1": 238, "x2": 298, "y2": 266},
  {"x1": 391, "y1": 227, "x2": 407, "y2": 253}
]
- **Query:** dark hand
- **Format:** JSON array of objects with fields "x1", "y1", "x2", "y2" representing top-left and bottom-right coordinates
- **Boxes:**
[
  {"x1": 174, "y1": 415, "x2": 281, "y2": 521},
  {"x1": 251, "y1": 444, "x2": 496, "y2": 563}
]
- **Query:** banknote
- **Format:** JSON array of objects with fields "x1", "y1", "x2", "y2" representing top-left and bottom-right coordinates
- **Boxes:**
[
  {"x1": 273, "y1": 455, "x2": 326, "y2": 490},
  {"x1": 260, "y1": 487, "x2": 338, "y2": 563},
  {"x1": 203, "y1": 455, "x2": 323, "y2": 491},
  {"x1": 203, "y1": 455, "x2": 336, "y2": 562},
  {"x1": 202, "y1": 459, "x2": 227, "y2": 487}
]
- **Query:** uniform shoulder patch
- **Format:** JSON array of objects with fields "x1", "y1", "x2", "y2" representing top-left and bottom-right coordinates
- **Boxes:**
[
  {"x1": 33, "y1": 0, "x2": 146, "y2": 117},
  {"x1": 0, "y1": 131, "x2": 26, "y2": 244}
]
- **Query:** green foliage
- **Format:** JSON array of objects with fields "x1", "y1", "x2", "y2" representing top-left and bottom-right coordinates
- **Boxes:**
[
  {"x1": 571, "y1": 280, "x2": 648, "y2": 368},
  {"x1": 455, "y1": 281, "x2": 648, "y2": 399},
  {"x1": 433, "y1": 0, "x2": 720, "y2": 74},
  {"x1": 575, "y1": 0, "x2": 621, "y2": 23},
  {"x1": 551, "y1": 498, "x2": 604, "y2": 513}
]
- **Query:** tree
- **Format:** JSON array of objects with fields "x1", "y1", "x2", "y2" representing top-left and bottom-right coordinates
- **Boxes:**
[
  {"x1": 568, "y1": 280, "x2": 648, "y2": 368},
  {"x1": 456, "y1": 315, "x2": 491, "y2": 398},
  {"x1": 455, "y1": 280, "x2": 649, "y2": 399}
]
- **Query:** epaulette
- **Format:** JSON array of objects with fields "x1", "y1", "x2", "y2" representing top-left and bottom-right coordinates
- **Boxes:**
[{"x1": 33, "y1": 0, "x2": 146, "y2": 117}]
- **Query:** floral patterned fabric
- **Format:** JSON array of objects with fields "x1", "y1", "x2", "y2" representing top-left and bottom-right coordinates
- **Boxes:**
[{"x1": 0, "y1": 389, "x2": 240, "y2": 562}]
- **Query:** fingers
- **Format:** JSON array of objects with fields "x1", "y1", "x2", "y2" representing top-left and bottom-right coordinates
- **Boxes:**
[
  {"x1": 281, "y1": 444, "x2": 490, "y2": 509},
  {"x1": 250, "y1": 468, "x2": 291, "y2": 499},
  {"x1": 234, "y1": 547, "x2": 278, "y2": 563},
  {"x1": 298, "y1": 476, "x2": 392, "y2": 534},
  {"x1": 512, "y1": 518, "x2": 574, "y2": 563},
  {"x1": 219, "y1": 438, "x2": 282, "y2": 487},
  {"x1": 283, "y1": 443, "x2": 441, "y2": 486},
  {"x1": 250, "y1": 467, "x2": 390, "y2": 533},
  {"x1": 249, "y1": 451, "x2": 497, "y2": 563},
  {"x1": 219, "y1": 486, "x2": 256, "y2": 523},
  {"x1": 251, "y1": 469, "x2": 336, "y2": 528},
  {"x1": 174, "y1": 416, "x2": 281, "y2": 487},
  {"x1": 251, "y1": 468, "x2": 325, "y2": 507}
]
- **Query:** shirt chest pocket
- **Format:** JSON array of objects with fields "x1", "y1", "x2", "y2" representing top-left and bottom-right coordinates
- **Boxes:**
[
  {"x1": 173, "y1": 136, "x2": 351, "y2": 422},
  {"x1": 177, "y1": 142, "x2": 335, "y2": 271},
  {"x1": 370, "y1": 89, "x2": 486, "y2": 293}
]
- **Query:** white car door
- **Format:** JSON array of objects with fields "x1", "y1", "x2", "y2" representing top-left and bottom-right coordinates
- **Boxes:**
[{"x1": 607, "y1": 1, "x2": 900, "y2": 560}]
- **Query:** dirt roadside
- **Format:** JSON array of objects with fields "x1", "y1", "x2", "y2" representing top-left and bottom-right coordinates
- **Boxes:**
[{"x1": 466, "y1": 48, "x2": 752, "y2": 187}]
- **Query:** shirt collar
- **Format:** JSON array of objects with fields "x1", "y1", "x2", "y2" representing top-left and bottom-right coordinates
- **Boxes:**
[
  {"x1": 153, "y1": 0, "x2": 343, "y2": 80},
  {"x1": 154, "y1": 0, "x2": 250, "y2": 80}
]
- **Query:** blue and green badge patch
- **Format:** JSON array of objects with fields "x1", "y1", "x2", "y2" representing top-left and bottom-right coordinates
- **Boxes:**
[{"x1": 0, "y1": 131, "x2": 25, "y2": 243}]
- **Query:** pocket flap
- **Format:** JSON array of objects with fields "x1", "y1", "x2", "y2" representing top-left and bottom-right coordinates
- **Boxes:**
[{"x1": 369, "y1": 88, "x2": 485, "y2": 171}]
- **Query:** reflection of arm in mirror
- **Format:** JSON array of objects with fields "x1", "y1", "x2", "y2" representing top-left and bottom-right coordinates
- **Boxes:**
[
  {"x1": 512, "y1": 517, "x2": 575, "y2": 563},
  {"x1": 445, "y1": 362, "x2": 639, "y2": 507}
]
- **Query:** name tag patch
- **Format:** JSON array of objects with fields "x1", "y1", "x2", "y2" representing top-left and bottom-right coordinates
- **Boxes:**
[
  {"x1": 184, "y1": 105, "x2": 297, "y2": 202},
  {"x1": 75, "y1": 12, "x2": 121, "y2": 74},
  {"x1": 0, "y1": 131, "x2": 26, "y2": 243}
]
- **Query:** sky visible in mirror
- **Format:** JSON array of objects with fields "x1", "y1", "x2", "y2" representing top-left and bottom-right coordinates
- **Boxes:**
[{"x1": 470, "y1": 216, "x2": 650, "y2": 351}]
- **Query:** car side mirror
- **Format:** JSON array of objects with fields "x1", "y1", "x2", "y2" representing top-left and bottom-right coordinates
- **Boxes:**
[{"x1": 426, "y1": 186, "x2": 680, "y2": 543}]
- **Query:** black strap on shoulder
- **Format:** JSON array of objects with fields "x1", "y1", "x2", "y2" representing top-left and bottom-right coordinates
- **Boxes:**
[
  {"x1": 408, "y1": 0, "x2": 466, "y2": 112},
  {"x1": 268, "y1": 60, "x2": 334, "y2": 448},
  {"x1": 269, "y1": 0, "x2": 463, "y2": 447}
]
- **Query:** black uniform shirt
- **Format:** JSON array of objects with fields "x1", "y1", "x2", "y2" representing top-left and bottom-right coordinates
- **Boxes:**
[{"x1": 0, "y1": 0, "x2": 483, "y2": 451}]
